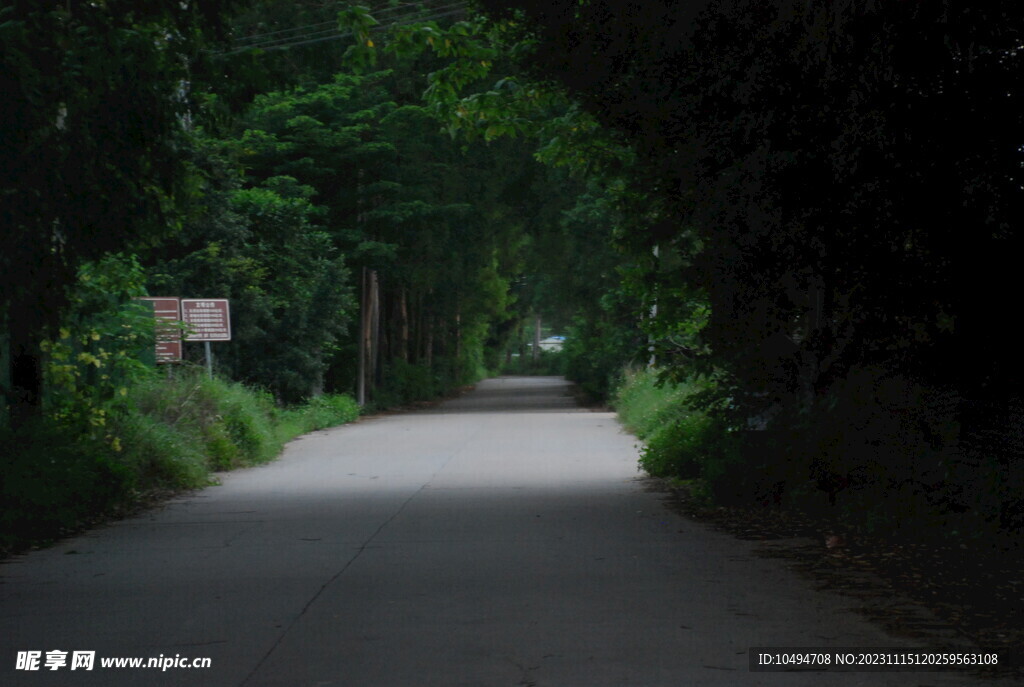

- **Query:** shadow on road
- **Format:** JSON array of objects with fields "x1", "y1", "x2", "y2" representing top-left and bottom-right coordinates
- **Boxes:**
[{"x1": 418, "y1": 376, "x2": 582, "y2": 414}]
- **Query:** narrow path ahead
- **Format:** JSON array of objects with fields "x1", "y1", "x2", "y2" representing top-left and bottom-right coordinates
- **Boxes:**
[{"x1": 0, "y1": 377, "x2": 998, "y2": 685}]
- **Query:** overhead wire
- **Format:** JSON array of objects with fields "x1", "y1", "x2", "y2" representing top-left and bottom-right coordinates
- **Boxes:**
[
  {"x1": 257, "y1": 6, "x2": 468, "y2": 53},
  {"x1": 232, "y1": 2, "x2": 420, "y2": 47},
  {"x1": 232, "y1": 20, "x2": 338, "y2": 46},
  {"x1": 221, "y1": 2, "x2": 468, "y2": 56}
]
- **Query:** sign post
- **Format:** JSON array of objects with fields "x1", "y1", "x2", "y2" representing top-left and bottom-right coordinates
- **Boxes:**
[{"x1": 181, "y1": 299, "x2": 231, "y2": 378}]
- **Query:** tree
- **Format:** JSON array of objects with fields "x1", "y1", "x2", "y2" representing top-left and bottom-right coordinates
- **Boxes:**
[
  {"x1": 1, "y1": 0, "x2": 236, "y2": 423},
  {"x1": 147, "y1": 138, "x2": 355, "y2": 403},
  {"x1": 469, "y1": 0, "x2": 1024, "y2": 519}
]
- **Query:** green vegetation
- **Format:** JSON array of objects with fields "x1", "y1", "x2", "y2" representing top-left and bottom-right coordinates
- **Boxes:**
[
  {"x1": 2, "y1": 1, "x2": 593, "y2": 551},
  {"x1": 411, "y1": 2, "x2": 1024, "y2": 541},
  {"x1": 615, "y1": 369, "x2": 738, "y2": 497},
  {"x1": 1, "y1": 367, "x2": 359, "y2": 553},
  {"x1": 6, "y1": 1, "x2": 1024, "y2": 552},
  {"x1": 614, "y1": 366, "x2": 1013, "y2": 540}
]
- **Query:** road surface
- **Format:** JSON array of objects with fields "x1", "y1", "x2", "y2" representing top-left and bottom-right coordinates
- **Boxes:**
[{"x1": 0, "y1": 377, "x2": 1001, "y2": 685}]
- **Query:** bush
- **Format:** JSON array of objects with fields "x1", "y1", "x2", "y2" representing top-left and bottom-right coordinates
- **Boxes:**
[
  {"x1": 615, "y1": 367, "x2": 739, "y2": 487},
  {"x1": 754, "y1": 366, "x2": 964, "y2": 531},
  {"x1": 615, "y1": 367, "x2": 691, "y2": 437},
  {"x1": 372, "y1": 359, "x2": 443, "y2": 409},
  {"x1": 128, "y1": 369, "x2": 280, "y2": 470},
  {"x1": 640, "y1": 413, "x2": 711, "y2": 479},
  {"x1": 112, "y1": 411, "x2": 207, "y2": 488},
  {"x1": 0, "y1": 420, "x2": 131, "y2": 551},
  {"x1": 1, "y1": 367, "x2": 362, "y2": 554},
  {"x1": 299, "y1": 394, "x2": 361, "y2": 432}
]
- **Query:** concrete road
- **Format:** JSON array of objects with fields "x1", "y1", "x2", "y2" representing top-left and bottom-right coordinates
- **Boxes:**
[{"x1": 0, "y1": 377, "x2": 1000, "y2": 686}]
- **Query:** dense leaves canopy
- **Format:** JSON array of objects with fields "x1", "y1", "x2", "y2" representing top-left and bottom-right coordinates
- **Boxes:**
[{"x1": 476, "y1": 0, "x2": 1024, "y2": 398}]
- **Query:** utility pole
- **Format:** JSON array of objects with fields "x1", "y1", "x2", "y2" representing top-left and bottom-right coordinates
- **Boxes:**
[
  {"x1": 648, "y1": 245, "x2": 659, "y2": 368},
  {"x1": 532, "y1": 313, "x2": 541, "y2": 361}
]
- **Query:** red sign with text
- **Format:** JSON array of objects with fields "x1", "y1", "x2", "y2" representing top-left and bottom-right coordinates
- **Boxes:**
[
  {"x1": 181, "y1": 299, "x2": 231, "y2": 341},
  {"x1": 138, "y1": 297, "x2": 182, "y2": 363}
]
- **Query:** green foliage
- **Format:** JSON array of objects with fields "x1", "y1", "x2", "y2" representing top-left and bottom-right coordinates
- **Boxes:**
[
  {"x1": 160, "y1": 67, "x2": 541, "y2": 405},
  {"x1": 372, "y1": 359, "x2": 445, "y2": 408},
  {"x1": 1, "y1": 0, "x2": 238, "y2": 421},
  {"x1": 0, "y1": 421, "x2": 131, "y2": 551},
  {"x1": 615, "y1": 368, "x2": 691, "y2": 438},
  {"x1": 752, "y1": 367, "x2": 965, "y2": 532},
  {"x1": 111, "y1": 411, "x2": 208, "y2": 490},
  {"x1": 40, "y1": 254, "x2": 154, "y2": 443},
  {"x1": 149, "y1": 132, "x2": 355, "y2": 403},
  {"x1": 536, "y1": 188, "x2": 644, "y2": 401},
  {"x1": 562, "y1": 299, "x2": 639, "y2": 402},
  {"x1": 289, "y1": 393, "x2": 361, "y2": 435},
  {"x1": 468, "y1": 0, "x2": 1024, "y2": 535},
  {"x1": 1, "y1": 367, "x2": 362, "y2": 553},
  {"x1": 129, "y1": 370, "x2": 281, "y2": 469},
  {"x1": 616, "y1": 367, "x2": 740, "y2": 490}
]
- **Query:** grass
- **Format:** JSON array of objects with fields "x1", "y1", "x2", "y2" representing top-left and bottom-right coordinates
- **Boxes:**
[
  {"x1": 0, "y1": 368, "x2": 361, "y2": 554},
  {"x1": 614, "y1": 367, "x2": 693, "y2": 438},
  {"x1": 614, "y1": 367, "x2": 739, "y2": 487}
]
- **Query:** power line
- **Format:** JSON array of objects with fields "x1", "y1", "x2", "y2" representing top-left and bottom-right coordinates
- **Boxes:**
[
  {"x1": 233, "y1": 2, "x2": 426, "y2": 46},
  {"x1": 247, "y1": 7, "x2": 468, "y2": 54},
  {"x1": 222, "y1": 2, "x2": 468, "y2": 56},
  {"x1": 233, "y1": 20, "x2": 337, "y2": 46},
  {"x1": 222, "y1": 5, "x2": 462, "y2": 55}
]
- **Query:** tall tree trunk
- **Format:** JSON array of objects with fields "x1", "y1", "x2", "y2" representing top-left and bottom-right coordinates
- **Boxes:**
[
  {"x1": 399, "y1": 288, "x2": 409, "y2": 363},
  {"x1": 423, "y1": 288, "x2": 434, "y2": 367},
  {"x1": 370, "y1": 270, "x2": 381, "y2": 388},
  {"x1": 455, "y1": 308, "x2": 462, "y2": 365},
  {"x1": 357, "y1": 267, "x2": 369, "y2": 406},
  {"x1": 6, "y1": 309, "x2": 44, "y2": 428},
  {"x1": 425, "y1": 316, "x2": 434, "y2": 368}
]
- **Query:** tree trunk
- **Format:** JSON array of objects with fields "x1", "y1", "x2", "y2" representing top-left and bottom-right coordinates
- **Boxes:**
[
  {"x1": 399, "y1": 288, "x2": 409, "y2": 363},
  {"x1": 425, "y1": 316, "x2": 434, "y2": 368},
  {"x1": 6, "y1": 309, "x2": 44, "y2": 428},
  {"x1": 455, "y1": 308, "x2": 462, "y2": 364},
  {"x1": 370, "y1": 269, "x2": 381, "y2": 388},
  {"x1": 357, "y1": 267, "x2": 369, "y2": 406}
]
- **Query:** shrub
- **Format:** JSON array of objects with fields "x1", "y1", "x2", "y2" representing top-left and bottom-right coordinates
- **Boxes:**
[
  {"x1": 0, "y1": 420, "x2": 130, "y2": 550},
  {"x1": 615, "y1": 367, "x2": 740, "y2": 487},
  {"x1": 302, "y1": 394, "x2": 361, "y2": 431},
  {"x1": 374, "y1": 359, "x2": 442, "y2": 408},
  {"x1": 111, "y1": 411, "x2": 207, "y2": 488},
  {"x1": 1, "y1": 367, "x2": 368, "y2": 553},
  {"x1": 639, "y1": 413, "x2": 711, "y2": 479}
]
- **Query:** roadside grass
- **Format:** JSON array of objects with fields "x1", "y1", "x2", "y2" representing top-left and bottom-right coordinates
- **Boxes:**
[
  {"x1": 0, "y1": 369, "x2": 360, "y2": 554},
  {"x1": 614, "y1": 367, "x2": 738, "y2": 489}
]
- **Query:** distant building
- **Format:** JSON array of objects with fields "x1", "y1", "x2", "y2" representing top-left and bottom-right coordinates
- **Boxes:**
[{"x1": 538, "y1": 335, "x2": 565, "y2": 352}]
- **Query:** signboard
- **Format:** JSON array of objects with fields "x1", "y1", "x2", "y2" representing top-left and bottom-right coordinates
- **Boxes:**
[
  {"x1": 138, "y1": 297, "x2": 182, "y2": 363},
  {"x1": 181, "y1": 299, "x2": 231, "y2": 341}
]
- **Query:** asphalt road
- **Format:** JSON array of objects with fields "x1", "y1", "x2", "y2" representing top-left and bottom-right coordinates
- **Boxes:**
[{"x1": 0, "y1": 377, "x2": 1003, "y2": 686}]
